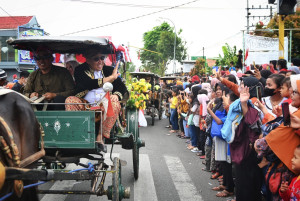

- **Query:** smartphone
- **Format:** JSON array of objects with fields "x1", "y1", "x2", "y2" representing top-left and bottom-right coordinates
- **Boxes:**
[
  {"x1": 256, "y1": 86, "x2": 262, "y2": 102},
  {"x1": 282, "y1": 102, "x2": 290, "y2": 126}
]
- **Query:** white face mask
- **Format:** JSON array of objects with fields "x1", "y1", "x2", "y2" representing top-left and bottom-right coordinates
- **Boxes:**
[{"x1": 186, "y1": 99, "x2": 190, "y2": 104}]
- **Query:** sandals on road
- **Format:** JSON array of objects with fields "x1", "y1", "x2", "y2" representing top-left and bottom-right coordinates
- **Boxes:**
[
  {"x1": 212, "y1": 185, "x2": 225, "y2": 191},
  {"x1": 216, "y1": 190, "x2": 234, "y2": 197},
  {"x1": 211, "y1": 172, "x2": 220, "y2": 179}
]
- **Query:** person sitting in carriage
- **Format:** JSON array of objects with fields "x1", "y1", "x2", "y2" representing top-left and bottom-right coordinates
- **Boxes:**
[
  {"x1": 65, "y1": 48, "x2": 128, "y2": 144},
  {"x1": 23, "y1": 47, "x2": 75, "y2": 110}
]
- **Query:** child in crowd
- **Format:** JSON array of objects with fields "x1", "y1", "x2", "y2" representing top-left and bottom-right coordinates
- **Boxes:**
[
  {"x1": 177, "y1": 90, "x2": 189, "y2": 138},
  {"x1": 280, "y1": 77, "x2": 292, "y2": 104},
  {"x1": 169, "y1": 89, "x2": 179, "y2": 133},
  {"x1": 187, "y1": 94, "x2": 196, "y2": 150},
  {"x1": 279, "y1": 145, "x2": 300, "y2": 201}
]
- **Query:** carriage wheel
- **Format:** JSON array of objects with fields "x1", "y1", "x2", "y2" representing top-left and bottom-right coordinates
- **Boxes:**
[
  {"x1": 107, "y1": 157, "x2": 130, "y2": 200},
  {"x1": 151, "y1": 107, "x2": 155, "y2": 126},
  {"x1": 132, "y1": 142, "x2": 139, "y2": 180},
  {"x1": 158, "y1": 107, "x2": 162, "y2": 120},
  {"x1": 112, "y1": 157, "x2": 121, "y2": 201}
]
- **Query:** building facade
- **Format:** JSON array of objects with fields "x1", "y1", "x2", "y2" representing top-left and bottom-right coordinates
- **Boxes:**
[{"x1": 0, "y1": 16, "x2": 41, "y2": 80}]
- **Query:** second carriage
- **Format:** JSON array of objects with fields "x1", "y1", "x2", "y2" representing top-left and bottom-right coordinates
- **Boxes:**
[{"x1": 129, "y1": 72, "x2": 163, "y2": 126}]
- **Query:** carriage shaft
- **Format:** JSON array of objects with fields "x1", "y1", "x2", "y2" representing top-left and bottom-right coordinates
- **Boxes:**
[
  {"x1": 37, "y1": 189, "x2": 107, "y2": 195},
  {"x1": 5, "y1": 167, "x2": 94, "y2": 181}
]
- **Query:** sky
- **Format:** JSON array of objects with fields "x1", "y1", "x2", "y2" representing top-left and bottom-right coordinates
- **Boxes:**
[{"x1": 0, "y1": 0, "x2": 275, "y2": 73}]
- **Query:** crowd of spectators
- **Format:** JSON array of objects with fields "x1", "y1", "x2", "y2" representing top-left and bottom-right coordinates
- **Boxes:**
[{"x1": 163, "y1": 58, "x2": 300, "y2": 201}]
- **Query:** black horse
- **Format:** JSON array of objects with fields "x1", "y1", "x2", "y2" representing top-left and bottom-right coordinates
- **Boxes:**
[{"x1": 0, "y1": 91, "x2": 41, "y2": 201}]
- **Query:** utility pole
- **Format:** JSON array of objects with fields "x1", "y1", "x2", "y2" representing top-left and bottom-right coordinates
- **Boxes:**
[
  {"x1": 202, "y1": 47, "x2": 204, "y2": 58},
  {"x1": 278, "y1": 15, "x2": 285, "y2": 59},
  {"x1": 246, "y1": 2, "x2": 274, "y2": 33},
  {"x1": 247, "y1": 0, "x2": 250, "y2": 33}
]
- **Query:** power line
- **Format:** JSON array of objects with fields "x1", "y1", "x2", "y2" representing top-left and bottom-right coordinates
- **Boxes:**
[
  {"x1": 61, "y1": 0, "x2": 201, "y2": 36},
  {"x1": 0, "y1": 6, "x2": 22, "y2": 25},
  {"x1": 63, "y1": 0, "x2": 241, "y2": 10}
]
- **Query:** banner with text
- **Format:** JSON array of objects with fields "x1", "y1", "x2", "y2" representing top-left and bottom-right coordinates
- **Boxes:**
[{"x1": 245, "y1": 34, "x2": 288, "y2": 67}]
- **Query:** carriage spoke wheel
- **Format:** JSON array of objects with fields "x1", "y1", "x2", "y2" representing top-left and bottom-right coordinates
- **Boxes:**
[
  {"x1": 107, "y1": 157, "x2": 130, "y2": 201},
  {"x1": 132, "y1": 142, "x2": 139, "y2": 180}
]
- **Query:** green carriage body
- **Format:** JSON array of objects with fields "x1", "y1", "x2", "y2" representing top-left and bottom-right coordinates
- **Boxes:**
[{"x1": 35, "y1": 111, "x2": 96, "y2": 150}]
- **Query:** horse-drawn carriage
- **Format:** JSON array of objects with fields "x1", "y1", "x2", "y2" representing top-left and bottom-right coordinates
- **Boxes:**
[
  {"x1": 0, "y1": 36, "x2": 145, "y2": 201},
  {"x1": 129, "y1": 72, "x2": 163, "y2": 126}
]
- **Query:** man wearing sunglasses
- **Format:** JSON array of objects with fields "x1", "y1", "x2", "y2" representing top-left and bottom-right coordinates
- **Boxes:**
[
  {"x1": 23, "y1": 47, "x2": 75, "y2": 110},
  {"x1": 65, "y1": 48, "x2": 128, "y2": 143}
]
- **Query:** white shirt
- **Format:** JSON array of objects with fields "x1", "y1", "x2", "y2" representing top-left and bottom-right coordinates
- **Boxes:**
[
  {"x1": 263, "y1": 96, "x2": 287, "y2": 117},
  {"x1": 84, "y1": 71, "x2": 106, "y2": 105},
  {"x1": 184, "y1": 87, "x2": 190, "y2": 94},
  {"x1": 191, "y1": 104, "x2": 200, "y2": 127}
]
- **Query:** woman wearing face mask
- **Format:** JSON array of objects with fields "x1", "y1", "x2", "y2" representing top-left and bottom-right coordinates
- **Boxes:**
[{"x1": 262, "y1": 74, "x2": 286, "y2": 117}]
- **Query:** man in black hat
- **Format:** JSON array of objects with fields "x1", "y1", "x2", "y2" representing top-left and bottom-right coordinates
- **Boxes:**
[{"x1": 0, "y1": 69, "x2": 7, "y2": 87}]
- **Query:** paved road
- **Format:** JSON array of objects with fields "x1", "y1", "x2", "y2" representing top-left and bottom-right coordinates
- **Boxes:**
[{"x1": 38, "y1": 117, "x2": 233, "y2": 201}]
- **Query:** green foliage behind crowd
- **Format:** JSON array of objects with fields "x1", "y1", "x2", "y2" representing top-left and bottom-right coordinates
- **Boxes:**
[{"x1": 140, "y1": 22, "x2": 187, "y2": 76}]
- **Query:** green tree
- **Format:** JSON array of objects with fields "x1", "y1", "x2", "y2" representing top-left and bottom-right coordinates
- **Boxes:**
[
  {"x1": 217, "y1": 43, "x2": 238, "y2": 67},
  {"x1": 205, "y1": 65, "x2": 213, "y2": 75},
  {"x1": 190, "y1": 58, "x2": 206, "y2": 76},
  {"x1": 140, "y1": 22, "x2": 187, "y2": 76},
  {"x1": 254, "y1": 9, "x2": 300, "y2": 58},
  {"x1": 119, "y1": 62, "x2": 136, "y2": 74}
]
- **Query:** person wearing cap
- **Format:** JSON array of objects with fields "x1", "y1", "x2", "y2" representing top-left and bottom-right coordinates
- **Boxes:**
[
  {"x1": 12, "y1": 74, "x2": 18, "y2": 83},
  {"x1": 23, "y1": 47, "x2": 75, "y2": 110},
  {"x1": 0, "y1": 69, "x2": 7, "y2": 87},
  {"x1": 12, "y1": 71, "x2": 30, "y2": 93}
]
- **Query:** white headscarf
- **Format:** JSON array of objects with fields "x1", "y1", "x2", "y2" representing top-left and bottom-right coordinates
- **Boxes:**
[{"x1": 201, "y1": 83, "x2": 212, "y2": 99}]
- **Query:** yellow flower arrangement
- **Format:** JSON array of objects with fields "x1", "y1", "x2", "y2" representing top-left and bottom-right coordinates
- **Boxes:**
[{"x1": 126, "y1": 78, "x2": 152, "y2": 110}]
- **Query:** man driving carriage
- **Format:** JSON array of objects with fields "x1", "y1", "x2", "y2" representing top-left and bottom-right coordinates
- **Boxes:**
[
  {"x1": 65, "y1": 48, "x2": 128, "y2": 144},
  {"x1": 23, "y1": 47, "x2": 75, "y2": 110}
]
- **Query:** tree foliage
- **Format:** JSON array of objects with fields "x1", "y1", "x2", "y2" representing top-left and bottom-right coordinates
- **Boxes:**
[
  {"x1": 119, "y1": 62, "x2": 136, "y2": 74},
  {"x1": 217, "y1": 43, "x2": 238, "y2": 66},
  {"x1": 254, "y1": 8, "x2": 300, "y2": 58},
  {"x1": 190, "y1": 58, "x2": 206, "y2": 76},
  {"x1": 140, "y1": 22, "x2": 187, "y2": 76}
]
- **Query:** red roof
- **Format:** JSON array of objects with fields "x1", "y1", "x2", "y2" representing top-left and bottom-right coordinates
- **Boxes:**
[{"x1": 0, "y1": 16, "x2": 33, "y2": 29}]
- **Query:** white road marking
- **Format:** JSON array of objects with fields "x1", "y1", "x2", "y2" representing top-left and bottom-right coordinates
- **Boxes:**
[
  {"x1": 134, "y1": 154, "x2": 158, "y2": 201},
  {"x1": 164, "y1": 155, "x2": 203, "y2": 201}
]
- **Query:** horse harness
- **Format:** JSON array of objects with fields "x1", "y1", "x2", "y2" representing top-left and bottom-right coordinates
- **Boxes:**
[{"x1": 0, "y1": 88, "x2": 46, "y2": 197}]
